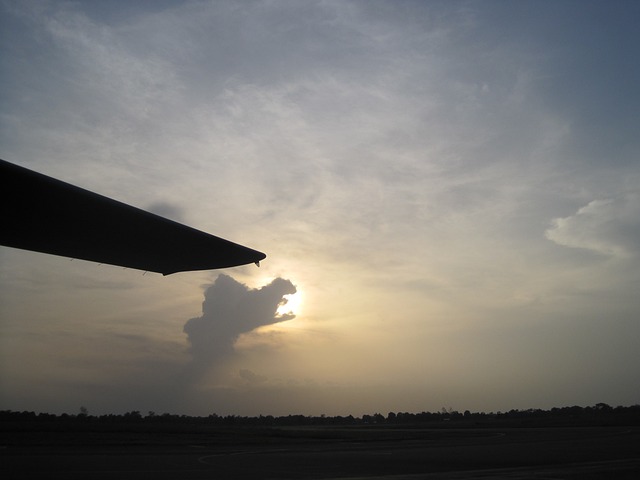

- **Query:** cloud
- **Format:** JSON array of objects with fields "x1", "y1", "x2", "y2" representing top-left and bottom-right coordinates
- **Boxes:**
[
  {"x1": 146, "y1": 201, "x2": 185, "y2": 223},
  {"x1": 2, "y1": 0, "x2": 640, "y2": 417},
  {"x1": 183, "y1": 274, "x2": 296, "y2": 382},
  {"x1": 545, "y1": 193, "x2": 640, "y2": 257},
  {"x1": 239, "y1": 368, "x2": 268, "y2": 385}
]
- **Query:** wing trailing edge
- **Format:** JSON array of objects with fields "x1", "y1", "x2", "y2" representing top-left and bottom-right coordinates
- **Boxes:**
[{"x1": 0, "y1": 159, "x2": 266, "y2": 275}]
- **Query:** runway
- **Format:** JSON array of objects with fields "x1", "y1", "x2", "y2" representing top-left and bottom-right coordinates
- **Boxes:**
[{"x1": 3, "y1": 426, "x2": 639, "y2": 479}]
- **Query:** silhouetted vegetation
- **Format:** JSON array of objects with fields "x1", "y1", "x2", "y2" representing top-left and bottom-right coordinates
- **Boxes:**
[{"x1": 2, "y1": 403, "x2": 639, "y2": 432}]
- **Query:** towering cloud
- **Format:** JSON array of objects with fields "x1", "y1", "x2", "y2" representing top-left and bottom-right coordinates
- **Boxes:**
[{"x1": 183, "y1": 275, "x2": 296, "y2": 381}]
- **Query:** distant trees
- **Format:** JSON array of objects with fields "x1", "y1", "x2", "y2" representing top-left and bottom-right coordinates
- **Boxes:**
[{"x1": 1, "y1": 404, "x2": 639, "y2": 429}]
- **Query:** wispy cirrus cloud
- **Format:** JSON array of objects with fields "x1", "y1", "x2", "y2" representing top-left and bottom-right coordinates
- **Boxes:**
[{"x1": 2, "y1": 0, "x2": 640, "y2": 416}]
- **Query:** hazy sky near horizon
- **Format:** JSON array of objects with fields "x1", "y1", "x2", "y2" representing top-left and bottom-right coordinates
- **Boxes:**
[{"x1": 1, "y1": 0, "x2": 639, "y2": 416}]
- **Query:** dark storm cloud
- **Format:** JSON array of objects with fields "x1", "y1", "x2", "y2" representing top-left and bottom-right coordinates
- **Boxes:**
[{"x1": 183, "y1": 274, "x2": 296, "y2": 379}]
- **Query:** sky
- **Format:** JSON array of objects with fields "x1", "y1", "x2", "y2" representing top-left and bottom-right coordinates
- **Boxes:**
[{"x1": 1, "y1": 0, "x2": 639, "y2": 417}]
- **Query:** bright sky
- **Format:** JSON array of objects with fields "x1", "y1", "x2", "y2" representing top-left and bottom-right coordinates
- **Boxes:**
[{"x1": 1, "y1": 0, "x2": 639, "y2": 417}]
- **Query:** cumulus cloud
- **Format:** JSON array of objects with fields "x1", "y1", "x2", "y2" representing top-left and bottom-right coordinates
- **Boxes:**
[
  {"x1": 183, "y1": 275, "x2": 296, "y2": 381},
  {"x1": 545, "y1": 193, "x2": 640, "y2": 257}
]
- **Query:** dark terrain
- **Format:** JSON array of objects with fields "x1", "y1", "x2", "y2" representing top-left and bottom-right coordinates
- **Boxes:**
[{"x1": 2, "y1": 406, "x2": 639, "y2": 479}]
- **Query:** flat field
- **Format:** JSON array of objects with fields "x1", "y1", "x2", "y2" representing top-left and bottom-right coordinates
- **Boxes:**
[{"x1": 2, "y1": 424, "x2": 639, "y2": 479}]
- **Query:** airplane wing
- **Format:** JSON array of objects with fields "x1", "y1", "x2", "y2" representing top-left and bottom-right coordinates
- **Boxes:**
[{"x1": 0, "y1": 159, "x2": 266, "y2": 275}]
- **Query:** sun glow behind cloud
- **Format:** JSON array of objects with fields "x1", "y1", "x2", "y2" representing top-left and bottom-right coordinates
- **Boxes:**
[
  {"x1": 1, "y1": 0, "x2": 639, "y2": 416},
  {"x1": 276, "y1": 292, "x2": 302, "y2": 318}
]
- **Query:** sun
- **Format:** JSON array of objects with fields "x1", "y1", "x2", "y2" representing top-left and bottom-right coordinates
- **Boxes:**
[{"x1": 276, "y1": 291, "x2": 302, "y2": 317}]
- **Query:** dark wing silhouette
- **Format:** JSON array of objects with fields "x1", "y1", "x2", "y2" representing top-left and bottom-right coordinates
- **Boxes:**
[{"x1": 0, "y1": 159, "x2": 266, "y2": 275}]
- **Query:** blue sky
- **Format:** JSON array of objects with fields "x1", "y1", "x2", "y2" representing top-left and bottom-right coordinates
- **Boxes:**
[{"x1": 1, "y1": 0, "x2": 639, "y2": 416}]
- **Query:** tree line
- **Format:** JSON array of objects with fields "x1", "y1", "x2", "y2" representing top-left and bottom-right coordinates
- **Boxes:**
[{"x1": 2, "y1": 403, "x2": 639, "y2": 428}]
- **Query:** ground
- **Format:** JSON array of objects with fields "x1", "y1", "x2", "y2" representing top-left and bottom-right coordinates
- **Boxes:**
[{"x1": 2, "y1": 423, "x2": 640, "y2": 478}]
